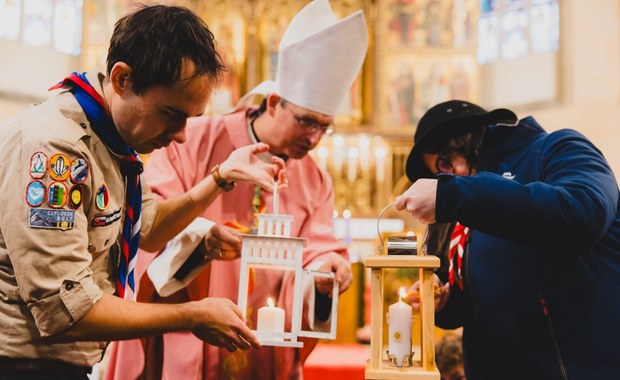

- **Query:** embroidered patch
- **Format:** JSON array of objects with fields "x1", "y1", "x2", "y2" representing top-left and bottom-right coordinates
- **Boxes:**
[
  {"x1": 70, "y1": 157, "x2": 89, "y2": 184},
  {"x1": 69, "y1": 184, "x2": 83, "y2": 209},
  {"x1": 26, "y1": 180, "x2": 46, "y2": 207},
  {"x1": 91, "y1": 209, "x2": 122, "y2": 227},
  {"x1": 28, "y1": 208, "x2": 75, "y2": 230},
  {"x1": 47, "y1": 182, "x2": 68, "y2": 208},
  {"x1": 49, "y1": 153, "x2": 71, "y2": 181},
  {"x1": 96, "y1": 183, "x2": 109, "y2": 210},
  {"x1": 29, "y1": 151, "x2": 48, "y2": 179}
]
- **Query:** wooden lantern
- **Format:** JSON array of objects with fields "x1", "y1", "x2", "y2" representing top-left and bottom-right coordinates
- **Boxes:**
[{"x1": 364, "y1": 254, "x2": 441, "y2": 379}]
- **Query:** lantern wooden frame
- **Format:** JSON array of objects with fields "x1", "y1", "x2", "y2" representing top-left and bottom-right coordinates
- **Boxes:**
[{"x1": 364, "y1": 255, "x2": 440, "y2": 379}]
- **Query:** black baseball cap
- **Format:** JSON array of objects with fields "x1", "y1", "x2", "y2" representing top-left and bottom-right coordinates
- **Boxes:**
[{"x1": 405, "y1": 100, "x2": 517, "y2": 182}]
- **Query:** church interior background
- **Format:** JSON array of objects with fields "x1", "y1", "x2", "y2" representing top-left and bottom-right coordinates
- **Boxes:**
[{"x1": 1, "y1": 0, "x2": 619, "y2": 378}]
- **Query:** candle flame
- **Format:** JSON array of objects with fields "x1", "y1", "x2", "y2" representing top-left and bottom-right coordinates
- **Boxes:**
[
  {"x1": 399, "y1": 287, "x2": 406, "y2": 302},
  {"x1": 267, "y1": 297, "x2": 275, "y2": 308}
]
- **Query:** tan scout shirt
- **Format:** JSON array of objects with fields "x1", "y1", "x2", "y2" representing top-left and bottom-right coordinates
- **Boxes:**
[{"x1": 0, "y1": 72, "x2": 156, "y2": 367}]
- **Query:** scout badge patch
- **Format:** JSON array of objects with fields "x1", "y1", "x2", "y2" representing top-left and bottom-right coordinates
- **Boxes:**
[
  {"x1": 26, "y1": 180, "x2": 46, "y2": 207},
  {"x1": 29, "y1": 151, "x2": 47, "y2": 179},
  {"x1": 70, "y1": 157, "x2": 89, "y2": 183},
  {"x1": 96, "y1": 183, "x2": 109, "y2": 210},
  {"x1": 69, "y1": 184, "x2": 83, "y2": 209},
  {"x1": 47, "y1": 182, "x2": 68, "y2": 208},
  {"x1": 49, "y1": 153, "x2": 71, "y2": 181}
]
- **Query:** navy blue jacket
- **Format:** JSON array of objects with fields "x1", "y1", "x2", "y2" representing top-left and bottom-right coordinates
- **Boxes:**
[{"x1": 434, "y1": 117, "x2": 620, "y2": 380}]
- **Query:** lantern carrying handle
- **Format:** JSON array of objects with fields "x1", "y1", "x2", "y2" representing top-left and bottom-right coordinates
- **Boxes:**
[
  {"x1": 376, "y1": 201, "x2": 396, "y2": 253},
  {"x1": 376, "y1": 201, "x2": 430, "y2": 255}
]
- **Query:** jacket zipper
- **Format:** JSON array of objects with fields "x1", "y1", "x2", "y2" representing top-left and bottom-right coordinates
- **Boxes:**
[{"x1": 539, "y1": 294, "x2": 569, "y2": 380}]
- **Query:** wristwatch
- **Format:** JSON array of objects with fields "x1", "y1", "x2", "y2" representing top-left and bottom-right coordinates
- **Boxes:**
[{"x1": 211, "y1": 164, "x2": 236, "y2": 192}]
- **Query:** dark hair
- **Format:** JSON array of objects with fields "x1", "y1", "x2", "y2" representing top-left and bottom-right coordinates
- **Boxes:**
[
  {"x1": 435, "y1": 331, "x2": 464, "y2": 374},
  {"x1": 249, "y1": 99, "x2": 268, "y2": 120},
  {"x1": 419, "y1": 122, "x2": 484, "y2": 177},
  {"x1": 426, "y1": 222, "x2": 455, "y2": 276},
  {"x1": 249, "y1": 98, "x2": 289, "y2": 120},
  {"x1": 106, "y1": 4, "x2": 225, "y2": 94}
]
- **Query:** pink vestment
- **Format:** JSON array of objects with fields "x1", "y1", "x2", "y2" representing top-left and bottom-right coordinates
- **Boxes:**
[{"x1": 106, "y1": 109, "x2": 347, "y2": 380}]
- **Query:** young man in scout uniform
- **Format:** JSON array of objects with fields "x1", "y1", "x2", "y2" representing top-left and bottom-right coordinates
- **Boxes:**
[{"x1": 0, "y1": 5, "x2": 286, "y2": 378}]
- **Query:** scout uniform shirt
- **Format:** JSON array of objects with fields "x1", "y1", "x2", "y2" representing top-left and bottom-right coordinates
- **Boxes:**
[{"x1": 0, "y1": 72, "x2": 157, "y2": 367}]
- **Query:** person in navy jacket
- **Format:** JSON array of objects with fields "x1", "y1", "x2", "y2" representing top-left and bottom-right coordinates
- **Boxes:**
[{"x1": 396, "y1": 100, "x2": 620, "y2": 380}]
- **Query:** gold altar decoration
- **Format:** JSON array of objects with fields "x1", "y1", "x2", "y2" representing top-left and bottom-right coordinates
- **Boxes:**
[{"x1": 80, "y1": 0, "x2": 481, "y2": 216}]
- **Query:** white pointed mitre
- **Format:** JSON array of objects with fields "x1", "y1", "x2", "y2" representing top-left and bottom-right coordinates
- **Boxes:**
[{"x1": 235, "y1": 0, "x2": 368, "y2": 116}]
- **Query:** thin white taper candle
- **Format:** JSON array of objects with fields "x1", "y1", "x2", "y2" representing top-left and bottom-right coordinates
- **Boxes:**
[{"x1": 273, "y1": 181, "x2": 279, "y2": 215}]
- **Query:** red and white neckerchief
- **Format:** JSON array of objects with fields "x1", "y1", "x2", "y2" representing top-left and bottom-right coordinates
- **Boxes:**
[{"x1": 448, "y1": 222, "x2": 470, "y2": 290}]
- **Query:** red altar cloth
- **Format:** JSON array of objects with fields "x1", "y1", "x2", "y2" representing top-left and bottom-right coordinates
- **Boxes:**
[{"x1": 303, "y1": 343, "x2": 370, "y2": 380}]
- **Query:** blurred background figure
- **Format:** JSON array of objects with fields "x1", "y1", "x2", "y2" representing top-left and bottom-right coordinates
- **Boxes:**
[{"x1": 436, "y1": 331, "x2": 466, "y2": 380}]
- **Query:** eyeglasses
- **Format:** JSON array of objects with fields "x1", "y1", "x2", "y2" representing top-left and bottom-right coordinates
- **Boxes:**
[
  {"x1": 283, "y1": 104, "x2": 334, "y2": 136},
  {"x1": 434, "y1": 150, "x2": 473, "y2": 175},
  {"x1": 435, "y1": 152, "x2": 457, "y2": 174}
]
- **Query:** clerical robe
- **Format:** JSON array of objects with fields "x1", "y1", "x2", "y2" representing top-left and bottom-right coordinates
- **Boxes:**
[{"x1": 105, "y1": 108, "x2": 347, "y2": 380}]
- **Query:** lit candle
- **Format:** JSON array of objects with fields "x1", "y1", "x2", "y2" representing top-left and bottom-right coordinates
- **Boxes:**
[
  {"x1": 387, "y1": 287, "x2": 412, "y2": 366},
  {"x1": 257, "y1": 297, "x2": 285, "y2": 341},
  {"x1": 272, "y1": 182, "x2": 279, "y2": 215}
]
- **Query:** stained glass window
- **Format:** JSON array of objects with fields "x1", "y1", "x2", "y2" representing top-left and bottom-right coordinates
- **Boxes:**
[
  {"x1": 478, "y1": 0, "x2": 559, "y2": 64},
  {"x1": 53, "y1": 0, "x2": 82, "y2": 54},
  {"x1": 1, "y1": 0, "x2": 82, "y2": 55},
  {"x1": 23, "y1": 0, "x2": 53, "y2": 47},
  {"x1": 0, "y1": 0, "x2": 22, "y2": 41}
]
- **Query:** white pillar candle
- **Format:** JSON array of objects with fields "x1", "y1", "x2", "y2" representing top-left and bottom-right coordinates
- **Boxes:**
[
  {"x1": 387, "y1": 287, "x2": 412, "y2": 366},
  {"x1": 257, "y1": 297, "x2": 285, "y2": 341}
]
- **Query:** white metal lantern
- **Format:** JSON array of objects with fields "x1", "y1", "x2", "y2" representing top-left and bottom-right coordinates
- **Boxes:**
[{"x1": 237, "y1": 189, "x2": 339, "y2": 347}]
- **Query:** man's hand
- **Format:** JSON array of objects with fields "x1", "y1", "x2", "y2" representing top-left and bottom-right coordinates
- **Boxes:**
[
  {"x1": 404, "y1": 274, "x2": 450, "y2": 312},
  {"x1": 394, "y1": 178, "x2": 438, "y2": 224},
  {"x1": 204, "y1": 224, "x2": 242, "y2": 261},
  {"x1": 191, "y1": 298, "x2": 260, "y2": 352},
  {"x1": 314, "y1": 253, "x2": 352, "y2": 296},
  {"x1": 219, "y1": 143, "x2": 288, "y2": 189}
]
